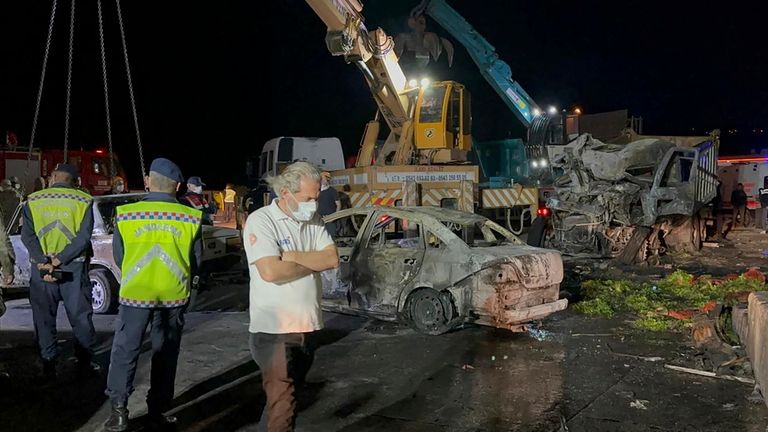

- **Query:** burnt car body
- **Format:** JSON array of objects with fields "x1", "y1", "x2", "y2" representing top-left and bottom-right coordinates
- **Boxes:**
[
  {"x1": 3, "y1": 192, "x2": 243, "y2": 314},
  {"x1": 536, "y1": 131, "x2": 719, "y2": 263},
  {"x1": 321, "y1": 207, "x2": 567, "y2": 334}
]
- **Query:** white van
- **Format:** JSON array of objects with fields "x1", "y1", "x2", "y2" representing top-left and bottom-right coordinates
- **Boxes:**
[{"x1": 257, "y1": 137, "x2": 345, "y2": 179}]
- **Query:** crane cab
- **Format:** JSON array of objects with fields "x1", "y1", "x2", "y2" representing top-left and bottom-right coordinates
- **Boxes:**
[{"x1": 413, "y1": 81, "x2": 472, "y2": 153}]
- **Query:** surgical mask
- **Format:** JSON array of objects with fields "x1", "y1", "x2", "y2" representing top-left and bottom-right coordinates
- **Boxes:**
[
  {"x1": 115, "y1": 184, "x2": 124, "y2": 193},
  {"x1": 189, "y1": 184, "x2": 202, "y2": 194},
  {"x1": 288, "y1": 192, "x2": 317, "y2": 222},
  {"x1": 321, "y1": 182, "x2": 329, "y2": 191}
]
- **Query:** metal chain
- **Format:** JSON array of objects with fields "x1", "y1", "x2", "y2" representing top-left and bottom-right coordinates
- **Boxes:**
[
  {"x1": 115, "y1": 0, "x2": 145, "y2": 178},
  {"x1": 62, "y1": 0, "x2": 76, "y2": 163},
  {"x1": 27, "y1": 0, "x2": 59, "y2": 174},
  {"x1": 97, "y1": 0, "x2": 115, "y2": 178}
]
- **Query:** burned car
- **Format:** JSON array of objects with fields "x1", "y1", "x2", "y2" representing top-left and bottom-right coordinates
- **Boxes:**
[
  {"x1": 530, "y1": 131, "x2": 719, "y2": 263},
  {"x1": 321, "y1": 207, "x2": 567, "y2": 334},
  {"x1": 3, "y1": 192, "x2": 243, "y2": 314}
]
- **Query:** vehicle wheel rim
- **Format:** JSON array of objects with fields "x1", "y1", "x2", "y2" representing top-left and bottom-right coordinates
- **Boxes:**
[
  {"x1": 91, "y1": 279, "x2": 105, "y2": 310},
  {"x1": 413, "y1": 293, "x2": 446, "y2": 330}
]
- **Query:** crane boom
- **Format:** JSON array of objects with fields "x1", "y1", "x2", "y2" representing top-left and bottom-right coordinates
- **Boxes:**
[
  {"x1": 305, "y1": 0, "x2": 411, "y2": 142},
  {"x1": 412, "y1": 0, "x2": 540, "y2": 128}
]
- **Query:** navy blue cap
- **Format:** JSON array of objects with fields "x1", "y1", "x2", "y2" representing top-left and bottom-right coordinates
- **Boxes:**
[
  {"x1": 187, "y1": 176, "x2": 205, "y2": 187},
  {"x1": 54, "y1": 163, "x2": 79, "y2": 178},
  {"x1": 149, "y1": 158, "x2": 183, "y2": 183}
]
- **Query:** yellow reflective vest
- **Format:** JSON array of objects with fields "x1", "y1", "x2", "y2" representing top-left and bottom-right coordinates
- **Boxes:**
[
  {"x1": 27, "y1": 187, "x2": 92, "y2": 255},
  {"x1": 115, "y1": 201, "x2": 202, "y2": 308}
]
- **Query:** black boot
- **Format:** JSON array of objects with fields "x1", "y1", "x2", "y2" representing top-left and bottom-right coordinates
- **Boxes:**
[
  {"x1": 34, "y1": 359, "x2": 56, "y2": 385},
  {"x1": 103, "y1": 401, "x2": 129, "y2": 432},
  {"x1": 146, "y1": 412, "x2": 177, "y2": 431},
  {"x1": 75, "y1": 358, "x2": 102, "y2": 378}
]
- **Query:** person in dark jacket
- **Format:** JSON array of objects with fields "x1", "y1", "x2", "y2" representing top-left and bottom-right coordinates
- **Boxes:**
[
  {"x1": 180, "y1": 176, "x2": 217, "y2": 225},
  {"x1": 731, "y1": 183, "x2": 748, "y2": 226}
]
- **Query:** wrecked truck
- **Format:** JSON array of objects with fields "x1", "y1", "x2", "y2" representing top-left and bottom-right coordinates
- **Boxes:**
[
  {"x1": 527, "y1": 131, "x2": 720, "y2": 263},
  {"x1": 321, "y1": 207, "x2": 567, "y2": 335}
]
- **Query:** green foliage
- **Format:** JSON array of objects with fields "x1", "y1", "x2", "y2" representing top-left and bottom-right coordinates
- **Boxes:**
[{"x1": 574, "y1": 270, "x2": 764, "y2": 331}]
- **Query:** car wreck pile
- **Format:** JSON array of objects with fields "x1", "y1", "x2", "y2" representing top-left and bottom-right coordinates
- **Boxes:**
[{"x1": 545, "y1": 131, "x2": 719, "y2": 264}]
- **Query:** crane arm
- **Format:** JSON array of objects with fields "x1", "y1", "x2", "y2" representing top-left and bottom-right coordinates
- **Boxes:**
[
  {"x1": 413, "y1": 0, "x2": 540, "y2": 127},
  {"x1": 305, "y1": 0, "x2": 412, "y2": 140}
]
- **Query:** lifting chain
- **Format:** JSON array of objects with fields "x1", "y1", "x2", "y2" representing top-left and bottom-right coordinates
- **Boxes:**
[
  {"x1": 115, "y1": 0, "x2": 146, "y2": 178},
  {"x1": 62, "y1": 0, "x2": 76, "y2": 163},
  {"x1": 97, "y1": 0, "x2": 115, "y2": 178},
  {"x1": 27, "y1": 0, "x2": 59, "y2": 177}
]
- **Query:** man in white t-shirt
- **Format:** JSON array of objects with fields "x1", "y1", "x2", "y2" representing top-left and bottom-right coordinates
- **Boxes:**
[{"x1": 243, "y1": 161, "x2": 338, "y2": 432}]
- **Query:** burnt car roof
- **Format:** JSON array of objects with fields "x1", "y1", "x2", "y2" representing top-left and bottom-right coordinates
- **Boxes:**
[
  {"x1": 326, "y1": 206, "x2": 489, "y2": 224},
  {"x1": 93, "y1": 192, "x2": 148, "y2": 203}
]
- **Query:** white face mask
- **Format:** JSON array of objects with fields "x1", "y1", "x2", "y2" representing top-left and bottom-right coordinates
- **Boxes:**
[
  {"x1": 288, "y1": 192, "x2": 317, "y2": 222},
  {"x1": 115, "y1": 184, "x2": 125, "y2": 193},
  {"x1": 189, "y1": 184, "x2": 202, "y2": 194}
]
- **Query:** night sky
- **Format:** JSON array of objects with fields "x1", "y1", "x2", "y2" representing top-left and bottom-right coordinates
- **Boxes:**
[{"x1": 1, "y1": 1, "x2": 767, "y2": 188}]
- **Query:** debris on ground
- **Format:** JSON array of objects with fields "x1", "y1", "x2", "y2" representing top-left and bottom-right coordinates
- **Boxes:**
[
  {"x1": 747, "y1": 385, "x2": 764, "y2": 404},
  {"x1": 527, "y1": 324, "x2": 553, "y2": 341},
  {"x1": 573, "y1": 269, "x2": 765, "y2": 331},
  {"x1": 664, "y1": 364, "x2": 756, "y2": 385},
  {"x1": 607, "y1": 343, "x2": 663, "y2": 362},
  {"x1": 630, "y1": 399, "x2": 649, "y2": 410}
]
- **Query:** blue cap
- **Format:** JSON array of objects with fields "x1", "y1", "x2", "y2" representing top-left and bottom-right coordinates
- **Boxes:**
[
  {"x1": 187, "y1": 176, "x2": 205, "y2": 187},
  {"x1": 54, "y1": 163, "x2": 79, "y2": 178},
  {"x1": 149, "y1": 158, "x2": 183, "y2": 183}
]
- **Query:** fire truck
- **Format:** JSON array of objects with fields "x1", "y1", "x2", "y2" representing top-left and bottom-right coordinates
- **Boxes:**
[{"x1": 0, "y1": 146, "x2": 125, "y2": 195}]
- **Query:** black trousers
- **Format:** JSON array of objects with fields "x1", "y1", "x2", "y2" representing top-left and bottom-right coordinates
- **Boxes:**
[
  {"x1": 28, "y1": 261, "x2": 95, "y2": 361},
  {"x1": 249, "y1": 332, "x2": 315, "y2": 432},
  {"x1": 105, "y1": 305, "x2": 185, "y2": 413}
]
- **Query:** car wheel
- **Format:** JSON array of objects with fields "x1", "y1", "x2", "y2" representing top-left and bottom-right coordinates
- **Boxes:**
[
  {"x1": 90, "y1": 268, "x2": 119, "y2": 314},
  {"x1": 527, "y1": 217, "x2": 548, "y2": 247},
  {"x1": 406, "y1": 288, "x2": 455, "y2": 335}
]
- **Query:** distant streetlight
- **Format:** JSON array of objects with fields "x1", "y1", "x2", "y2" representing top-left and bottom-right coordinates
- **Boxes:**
[
  {"x1": 532, "y1": 108, "x2": 541, "y2": 117},
  {"x1": 547, "y1": 106, "x2": 558, "y2": 115},
  {"x1": 408, "y1": 79, "x2": 418, "y2": 88},
  {"x1": 573, "y1": 107, "x2": 582, "y2": 115},
  {"x1": 420, "y1": 78, "x2": 431, "y2": 87}
]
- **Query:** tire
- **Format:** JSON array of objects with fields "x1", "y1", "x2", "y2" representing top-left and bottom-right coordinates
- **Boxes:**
[
  {"x1": 90, "y1": 268, "x2": 119, "y2": 314},
  {"x1": 406, "y1": 288, "x2": 455, "y2": 335},
  {"x1": 527, "y1": 217, "x2": 548, "y2": 247}
]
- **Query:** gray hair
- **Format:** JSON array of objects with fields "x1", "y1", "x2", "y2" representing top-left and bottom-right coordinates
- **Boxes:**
[
  {"x1": 149, "y1": 171, "x2": 178, "y2": 193},
  {"x1": 266, "y1": 161, "x2": 321, "y2": 194}
]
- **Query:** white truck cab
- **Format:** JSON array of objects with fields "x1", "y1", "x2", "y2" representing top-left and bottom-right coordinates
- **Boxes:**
[{"x1": 257, "y1": 137, "x2": 345, "y2": 179}]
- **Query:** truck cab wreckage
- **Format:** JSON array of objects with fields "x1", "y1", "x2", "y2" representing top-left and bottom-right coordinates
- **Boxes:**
[{"x1": 537, "y1": 130, "x2": 720, "y2": 264}]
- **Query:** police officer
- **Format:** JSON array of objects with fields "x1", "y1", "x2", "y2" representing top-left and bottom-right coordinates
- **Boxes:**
[
  {"x1": 21, "y1": 163, "x2": 97, "y2": 382},
  {"x1": 180, "y1": 176, "x2": 217, "y2": 225},
  {"x1": 103, "y1": 158, "x2": 202, "y2": 432}
]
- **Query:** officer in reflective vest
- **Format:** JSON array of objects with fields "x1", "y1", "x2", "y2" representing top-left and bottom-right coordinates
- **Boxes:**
[
  {"x1": 104, "y1": 158, "x2": 202, "y2": 432},
  {"x1": 21, "y1": 163, "x2": 98, "y2": 382}
]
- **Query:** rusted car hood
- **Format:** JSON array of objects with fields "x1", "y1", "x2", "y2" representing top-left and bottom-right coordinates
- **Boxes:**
[{"x1": 469, "y1": 245, "x2": 564, "y2": 288}]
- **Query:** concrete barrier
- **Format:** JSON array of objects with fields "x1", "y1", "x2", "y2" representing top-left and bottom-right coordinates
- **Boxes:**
[{"x1": 733, "y1": 292, "x2": 768, "y2": 408}]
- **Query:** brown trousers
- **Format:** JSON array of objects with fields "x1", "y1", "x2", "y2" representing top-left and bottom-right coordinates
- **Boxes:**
[{"x1": 249, "y1": 332, "x2": 314, "y2": 432}]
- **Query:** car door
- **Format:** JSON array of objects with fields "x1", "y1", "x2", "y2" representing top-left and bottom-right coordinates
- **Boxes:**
[
  {"x1": 350, "y1": 211, "x2": 425, "y2": 315},
  {"x1": 320, "y1": 210, "x2": 370, "y2": 302}
]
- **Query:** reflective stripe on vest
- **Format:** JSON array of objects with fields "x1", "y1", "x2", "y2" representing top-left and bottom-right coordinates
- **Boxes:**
[
  {"x1": 27, "y1": 187, "x2": 92, "y2": 255},
  {"x1": 116, "y1": 201, "x2": 201, "y2": 308}
]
